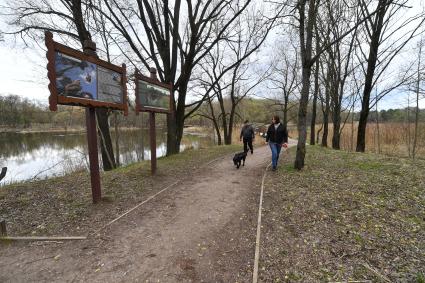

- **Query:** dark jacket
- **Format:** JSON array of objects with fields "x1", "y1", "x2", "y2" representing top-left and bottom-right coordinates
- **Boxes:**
[
  {"x1": 266, "y1": 123, "x2": 288, "y2": 144},
  {"x1": 240, "y1": 124, "x2": 255, "y2": 140}
]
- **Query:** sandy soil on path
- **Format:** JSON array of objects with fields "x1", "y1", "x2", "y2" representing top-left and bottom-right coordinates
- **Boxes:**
[{"x1": 1, "y1": 143, "x2": 296, "y2": 282}]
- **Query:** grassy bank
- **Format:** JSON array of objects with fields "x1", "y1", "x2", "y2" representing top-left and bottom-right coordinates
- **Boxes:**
[
  {"x1": 259, "y1": 146, "x2": 425, "y2": 282},
  {"x1": 0, "y1": 144, "x2": 240, "y2": 237}
]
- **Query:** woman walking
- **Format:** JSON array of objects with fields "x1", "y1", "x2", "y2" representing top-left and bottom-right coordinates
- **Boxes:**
[{"x1": 266, "y1": 115, "x2": 288, "y2": 171}]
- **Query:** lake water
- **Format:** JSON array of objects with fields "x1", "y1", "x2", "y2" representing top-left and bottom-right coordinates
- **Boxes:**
[{"x1": 0, "y1": 129, "x2": 214, "y2": 185}]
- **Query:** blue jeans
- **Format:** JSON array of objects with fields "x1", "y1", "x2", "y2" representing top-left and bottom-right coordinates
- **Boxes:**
[{"x1": 269, "y1": 143, "x2": 282, "y2": 168}]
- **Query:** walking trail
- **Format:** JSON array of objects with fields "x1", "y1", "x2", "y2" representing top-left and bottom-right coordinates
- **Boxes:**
[{"x1": 1, "y1": 141, "x2": 296, "y2": 282}]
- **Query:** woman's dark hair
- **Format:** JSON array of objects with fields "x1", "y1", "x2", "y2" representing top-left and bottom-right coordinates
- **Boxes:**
[
  {"x1": 244, "y1": 119, "x2": 249, "y2": 124},
  {"x1": 273, "y1": 115, "x2": 280, "y2": 124}
]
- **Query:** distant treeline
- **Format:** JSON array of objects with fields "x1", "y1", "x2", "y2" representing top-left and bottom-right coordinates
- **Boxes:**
[
  {"x1": 0, "y1": 94, "x2": 52, "y2": 127},
  {"x1": 187, "y1": 97, "x2": 424, "y2": 126},
  {"x1": 1, "y1": 94, "x2": 423, "y2": 130},
  {"x1": 366, "y1": 108, "x2": 425, "y2": 123},
  {"x1": 0, "y1": 94, "x2": 165, "y2": 130}
]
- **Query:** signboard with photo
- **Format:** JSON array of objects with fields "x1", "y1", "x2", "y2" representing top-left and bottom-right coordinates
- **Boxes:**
[
  {"x1": 46, "y1": 32, "x2": 128, "y2": 114},
  {"x1": 135, "y1": 73, "x2": 172, "y2": 113}
]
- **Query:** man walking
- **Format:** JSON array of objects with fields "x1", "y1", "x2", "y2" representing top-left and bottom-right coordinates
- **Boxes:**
[{"x1": 240, "y1": 120, "x2": 255, "y2": 154}]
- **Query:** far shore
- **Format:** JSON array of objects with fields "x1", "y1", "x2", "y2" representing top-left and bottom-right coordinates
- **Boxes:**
[
  {"x1": 0, "y1": 125, "x2": 212, "y2": 135},
  {"x1": 0, "y1": 126, "x2": 164, "y2": 134}
]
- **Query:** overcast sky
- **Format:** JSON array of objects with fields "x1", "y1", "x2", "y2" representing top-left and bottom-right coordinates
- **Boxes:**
[{"x1": 0, "y1": 0, "x2": 424, "y2": 110}]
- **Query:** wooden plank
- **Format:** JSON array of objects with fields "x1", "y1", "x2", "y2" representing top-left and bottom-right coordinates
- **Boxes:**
[
  {"x1": 53, "y1": 41, "x2": 123, "y2": 73},
  {"x1": 0, "y1": 236, "x2": 86, "y2": 241}
]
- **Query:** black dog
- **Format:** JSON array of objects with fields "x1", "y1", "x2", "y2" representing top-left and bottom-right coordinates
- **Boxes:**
[{"x1": 233, "y1": 151, "x2": 247, "y2": 169}]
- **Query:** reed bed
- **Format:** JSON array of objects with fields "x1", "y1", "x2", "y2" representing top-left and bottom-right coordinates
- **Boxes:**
[{"x1": 313, "y1": 122, "x2": 425, "y2": 159}]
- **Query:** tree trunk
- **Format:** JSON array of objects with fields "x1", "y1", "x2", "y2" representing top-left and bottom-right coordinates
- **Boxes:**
[
  {"x1": 283, "y1": 96, "x2": 289, "y2": 129},
  {"x1": 331, "y1": 105, "x2": 341, "y2": 149},
  {"x1": 217, "y1": 92, "x2": 229, "y2": 145},
  {"x1": 214, "y1": 121, "x2": 222, "y2": 145},
  {"x1": 295, "y1": 65, "x2": 312, "y2": 169},
  {"x1": 356, "y1": 107, "x2": 369, "y2": 152},
  {"x1": 166, "y1": 85, "x2": 179, "y2": 156},
  {"x1": 413, "y1": 37, "x2": 422, "y2": 159},
  {"x1": 96, "y1": 108, "x2": 116, "y2": 171},
  {"x1": 322, "y1": 75, "x2": 330, "y2": 147},
  {"x1": 375, "y1": 94, "x2": 381, "y2": 154},
  {"x1": 413, "y1": 92, "x2": 419, "y2": 159},
  {"x1": 310, "y1": 35, "x2": 320, "y2": 145},
  {"x1": 407, "y1": 95, "x2": 411, "y2": 157},
  {"x1": 166, "y1": 112, "x2": 178, "y2": 155},
  {"x1": 356, "y1": 0, "x2": 387, "y2": 152},
  {"x1": 322, "y1": 108, "x2": 329, "y2": 147},
  {"x1": 351, "y1": 108, "x2": 355, "y2": 151},
  {"x1": 207, "y1": 94, "x2": 222, "y2": 145},
  {"x1": 294, "y1": 0, "x2": 318, "y2": 170},
  {"x1": 225, "y1": 105, "x2": 237, "y2": 145}
]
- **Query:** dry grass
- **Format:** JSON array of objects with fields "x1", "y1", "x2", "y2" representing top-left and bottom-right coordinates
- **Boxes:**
[
  {"x1": 259, "y1": 145, "x2": 425, "y2": 282},
  {"x1": 305, "y1": 122, "x2": 425, "y2": 159}
]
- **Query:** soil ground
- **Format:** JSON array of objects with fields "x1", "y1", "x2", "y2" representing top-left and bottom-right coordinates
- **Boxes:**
[
  {"x1": 2, "y1": 142, "x2": 423, "y2": 282},
  {"x1": 1, "y1": 142, "x2": 289, "y2": 282}
]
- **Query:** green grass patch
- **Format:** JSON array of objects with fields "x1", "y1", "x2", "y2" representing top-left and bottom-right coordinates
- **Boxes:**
[
  {"x1": 417, "y1": 272, "x2": 425, "y2": 283},
  {"x1": 354, "y1": 161, "x2": 385, "y2": 170}
]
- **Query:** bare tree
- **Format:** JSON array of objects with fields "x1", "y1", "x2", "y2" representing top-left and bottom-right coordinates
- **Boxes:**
[
  {"x1": 88, "y1": 0, "x2": 272, "y2": 155},
  {"x1": 186, "y1": 7, "x2": 274, "y2": 145},
  {"x1": 403, "y1": 34, "x2": 425, "y2": 158},
  {"x1": 322, "y1": 0, "x2": 358, "y2": 149},
  {"x1": 268, "y1": 39, "x2": 300, "y2": 129},
  {"x1": 194, "y1": 88, "x2": 223, "y2": 145},
  {"x1": 290, "y1": 0, "x2": 424, "y2": 168},
  {"x1": 293, "y1": 0, "x2": 320, "y2": 169},
  {"x1": 412, "y1": 36, "x2": 424, "y2": 159},
  {"x1": 355, "y1": 0, "x2": 425, "y2": 152}
]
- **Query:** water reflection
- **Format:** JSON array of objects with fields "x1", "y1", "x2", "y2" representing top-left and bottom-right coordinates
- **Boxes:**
[{"x1": 0, "y1": 129, "x2": 213, "y2": 185}]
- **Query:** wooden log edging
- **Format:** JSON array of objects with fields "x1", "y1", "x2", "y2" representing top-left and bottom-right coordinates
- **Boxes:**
[{"x1": 0, "y1": 236, "x2": 86, "y2": 241}]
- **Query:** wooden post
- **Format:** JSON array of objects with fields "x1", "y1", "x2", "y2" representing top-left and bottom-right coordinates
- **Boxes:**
[
  {"x1": 0, "y1": 219, "x2": 7, "y2": 236},
  {"x1": 149, "y1": 67, "x2": 157, "y2": 175},
  {"x1": 83, "y1": 40, "x2": 102, "y2": 203},
  {"x1": 149, "y1": 112, "x2": 156, "y2": 175},
  {"x1": 86, "y1": 107, "x2": 101, "y2": 203}
]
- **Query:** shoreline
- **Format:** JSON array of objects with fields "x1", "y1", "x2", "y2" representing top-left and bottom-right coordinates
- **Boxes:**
[
  {"x1": 0, "y1": 126, "x2": 160, "y2": 134},
  {"x1": 1, "y1": 126, "x2": 211, "y2": 135}
]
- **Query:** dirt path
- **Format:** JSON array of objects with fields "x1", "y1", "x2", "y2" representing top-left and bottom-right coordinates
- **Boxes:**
[{"x1": 0, "y1": 142, "x2": 295, "y2": 282}]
